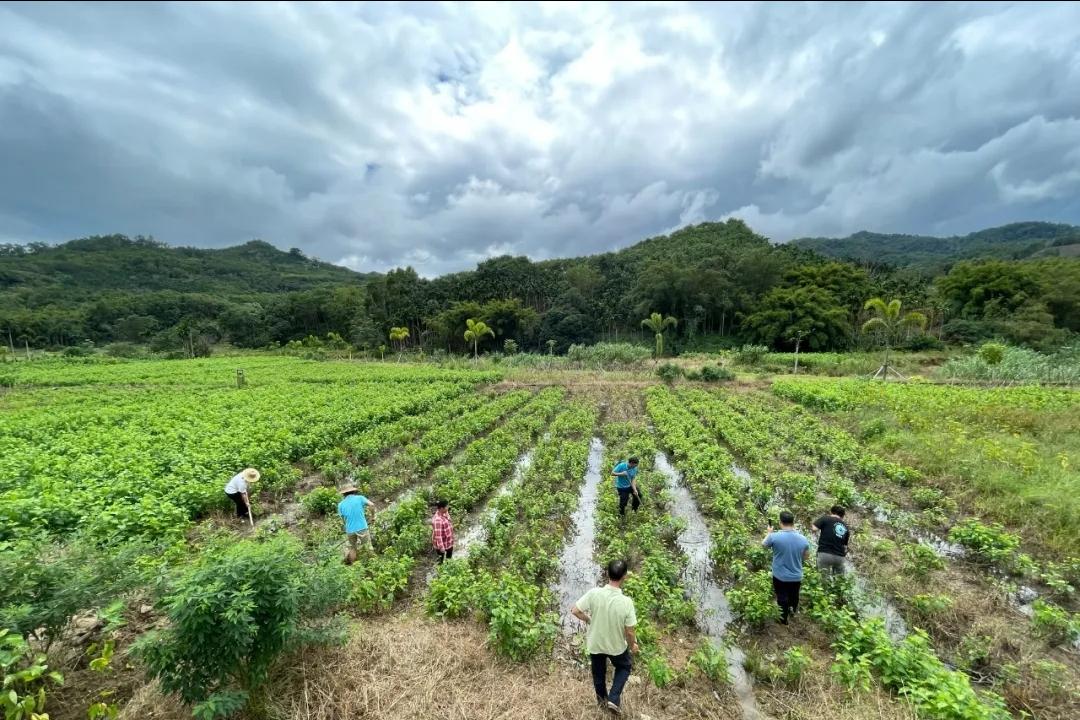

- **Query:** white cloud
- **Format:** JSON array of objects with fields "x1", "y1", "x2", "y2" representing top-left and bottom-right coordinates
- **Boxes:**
[{"x1": 0, "y1": 1, "x2": 1078, "y2": 273}]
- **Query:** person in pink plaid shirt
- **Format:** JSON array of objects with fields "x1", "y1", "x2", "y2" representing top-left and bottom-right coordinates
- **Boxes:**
[{"x1": 431, "y1": 499, "x2": 454, "y2": 563}]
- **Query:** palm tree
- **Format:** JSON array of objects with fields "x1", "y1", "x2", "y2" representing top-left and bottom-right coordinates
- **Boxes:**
[
  {"x1": 546, "y1": 339, "x2": 556, "y2": 355},
  {"x1": 389, "y1": 326, "x2": 409, "y2": 362},
  {"x1": 861, "y1": 298, "x2": 927, "y2": 380},
  {"x1": 641, "y1": 312, "x2": 677, "y2": 358},
  {"x1": 463, "y1": 318, "x2": 495, "y2": 358}
]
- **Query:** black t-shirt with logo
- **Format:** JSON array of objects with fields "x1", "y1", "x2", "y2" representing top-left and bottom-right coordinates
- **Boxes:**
[{"x1": 814, "y1": 515, "x2": 850, "y2": 557}]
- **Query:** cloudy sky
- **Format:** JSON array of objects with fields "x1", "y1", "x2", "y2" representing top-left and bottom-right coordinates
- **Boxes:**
[{"x1": 1, "y1": 2, "x2": 1079, "y2": 275}]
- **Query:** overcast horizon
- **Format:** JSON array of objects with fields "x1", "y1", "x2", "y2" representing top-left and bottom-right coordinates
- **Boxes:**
[{"x1": 2, "y1": 1, "x2": 1079, "y2": 276}]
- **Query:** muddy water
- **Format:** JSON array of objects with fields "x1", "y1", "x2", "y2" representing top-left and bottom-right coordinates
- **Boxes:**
[
  {"x1": 455, "y1": 451, "x2": 533, "y2": 558},
  {"x1": 554, "y1": 437, "x2": 605, "y2": 631},
  {"x1": 655, "y1": 453, "x2": 765, "y2": 720}
]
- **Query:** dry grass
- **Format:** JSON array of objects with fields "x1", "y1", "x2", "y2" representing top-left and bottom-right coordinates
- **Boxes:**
[{"x1": 121, "y1": 613, "x2": 743, "y2": 720}]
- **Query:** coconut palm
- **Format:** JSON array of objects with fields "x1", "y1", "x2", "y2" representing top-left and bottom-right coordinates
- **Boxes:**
[
  {"x1": 389, "y1": 326, "x2": 409, "y2": 362},
  {"x1": 861, "y1": 298, "x2": 927, "y2": 380},
  {"x1": 641, "y1": 312, "x2": 677, "y2": 358},
  {"x1": 463, "y1": 318, "x2": 495, "y2": 358}
]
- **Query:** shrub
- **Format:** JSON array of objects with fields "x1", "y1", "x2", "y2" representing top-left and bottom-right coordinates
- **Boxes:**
[
  {"x1": 61, "y1": 345, "x2": 93, "y2": 357},
  {"x1": 482, "y1": 572, "x2": 556, "y2": 661},
  {"x1": 908, "y1": 593, "x2": 954, "y2": 620},
  {"x1": 426, "y1": 560, "x2": 486, "y2": 618},
  {"x1": 656, "y1": 363, "x2": 683, "y2": 384},
  {"x1": 0, "y1": 629, "x2": 64, "y2": 720},
  {"x1": 733, "y1": 344, "x2": 769, "y2": 366},
  {"x1": 901, "y1": 543, "x2": 945, "y2": 577},
  {"x1": 689, "y1": 640, "x2": 728, "y2": 684},
  {"x1": 904, "y1": 334, "x2": 945, "y2": 351},
  {"x1": 566, "y1": 342, "x2": 651, "y2": 368},
  {"x1": 782, "y1": 646, "x2": 811, "y2": 688},
  {"x1": 133, "y1": 536, "x2": 347, "y2": 719},
  {"x1": 301, "y1": 487, "x2": 340, "y2": 516},
  {"x1": 699, "y1": 364, "x2": 734, "y2": 382},
  {"x1": 947, "y1": 519, "x2": 1020, "y2": 566},
  {"x1": 1030, "y1": 600, "x2": 1079, "y2": 646},
  {"x1": 726, "y1": 570, "x2": 781, "y2": 627},
  {"x1": 978, "y1": 342, "x2": 1007, "y2": 367},
  {"x1": 103, "y1": 342, "x2": 143, "y2": 359}
]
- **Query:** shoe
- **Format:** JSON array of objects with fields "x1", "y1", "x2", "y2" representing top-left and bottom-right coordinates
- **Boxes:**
[{"x1": 606, "y1": 701, "x2": 622, "y2": 715}]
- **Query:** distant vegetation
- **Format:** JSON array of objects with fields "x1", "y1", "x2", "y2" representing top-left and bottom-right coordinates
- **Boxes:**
[{"x1": 1, "y1": 220, "x2": 1078, "y2": 358}]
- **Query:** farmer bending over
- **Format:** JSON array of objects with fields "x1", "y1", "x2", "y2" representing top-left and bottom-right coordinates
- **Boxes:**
[
  {"x1": 338, "y1": 483, "x2": 376, "y2": 564},
  {"x1": 611, "y1": 456, "x2": 641, "y2": 516},
  {"x1": 224, "y1": 467, "x2": 259, "y2": 522}
]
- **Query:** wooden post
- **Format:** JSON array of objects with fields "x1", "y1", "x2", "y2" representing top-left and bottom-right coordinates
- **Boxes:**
[{"x1": 236, "y1": 369, "x2": 246, "y2": 388}]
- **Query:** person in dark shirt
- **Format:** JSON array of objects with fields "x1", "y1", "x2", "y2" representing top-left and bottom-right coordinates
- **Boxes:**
[{"x1": 813, "y1": 505, "x2": 850, "y2": 576}]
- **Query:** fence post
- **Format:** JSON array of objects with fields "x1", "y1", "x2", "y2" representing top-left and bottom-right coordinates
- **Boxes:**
[{"x1": 236, "y1": 369, "x2": 245, "y2": 388}]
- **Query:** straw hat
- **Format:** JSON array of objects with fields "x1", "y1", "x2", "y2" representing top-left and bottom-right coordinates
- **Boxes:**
[
  {"x1": 243, "y1": 468, "x2": 261, "y2": 483},
  {"x1": 338, "y1": 484, "x2": 358, "y2": 495}
]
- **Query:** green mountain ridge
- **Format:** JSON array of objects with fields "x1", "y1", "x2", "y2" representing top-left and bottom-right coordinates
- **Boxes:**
[{"x1": 792, "y1": 221, "x2": 1080, "y2": 270}]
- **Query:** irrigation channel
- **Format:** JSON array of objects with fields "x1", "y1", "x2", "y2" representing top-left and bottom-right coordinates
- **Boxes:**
[
  {"x1": 654, "y1": 453, "x2": 765, "y2": 720},
  {"x1": 554, "y1": 437, "x2": 605, "y2": 631}
]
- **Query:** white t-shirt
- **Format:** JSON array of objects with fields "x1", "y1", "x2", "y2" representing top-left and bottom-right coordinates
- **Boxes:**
[{"x1": 224, "y1": 472, "x2": 248, "y2": 494}]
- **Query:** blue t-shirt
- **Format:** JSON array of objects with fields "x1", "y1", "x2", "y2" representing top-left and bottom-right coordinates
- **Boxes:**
[
  {"x1": 764, "y1": 530, "x2": 810, "y2": 581},
  {"x1": 338, "y1": 494, "x2": 370, "y2": 533},
  {"x1": 612, "y1": 461, "x2": 638, "y2": 489}
]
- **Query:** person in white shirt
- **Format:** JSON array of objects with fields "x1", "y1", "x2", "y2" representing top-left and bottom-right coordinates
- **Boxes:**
[{"x1": 224, "y1": 468, "x2": 260, "y2": 521}]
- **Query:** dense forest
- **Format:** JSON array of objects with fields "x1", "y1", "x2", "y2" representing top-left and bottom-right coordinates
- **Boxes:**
[{"x1": 1, "y1": 220, "x2": 1078, "y2": 356}]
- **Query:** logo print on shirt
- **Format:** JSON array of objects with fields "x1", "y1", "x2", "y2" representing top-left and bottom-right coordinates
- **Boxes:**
[{"x1": 834, "y1": 523, "x2": 848, "y2": 538}]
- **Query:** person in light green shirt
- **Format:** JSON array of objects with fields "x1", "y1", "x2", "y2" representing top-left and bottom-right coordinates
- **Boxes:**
[{"x1": 572, "y1": 559, "x2": 638, "y2": 715}]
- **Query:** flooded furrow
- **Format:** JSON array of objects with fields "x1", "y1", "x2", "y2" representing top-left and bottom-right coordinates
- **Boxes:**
[
  {"x1": 455, "y1": 451, "x2": 533, "y2": 558},
  {"x1": 655, "y1": 453, "x2": 765, "y2": 720},
  {"x1": 554, "y1": 437, "x2": 605, "y2": 631}
]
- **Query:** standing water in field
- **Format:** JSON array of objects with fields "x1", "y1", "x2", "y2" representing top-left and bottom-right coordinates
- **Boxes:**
[
  {"x1": 455, "y1": 451, "x2": 533, "y2": 558},
  {"x1": 656, "y1": 453, "x2": 765, "y2": 720},
  {"x1": 554, "y1": 437, "x2": 605, "y2": 632}
]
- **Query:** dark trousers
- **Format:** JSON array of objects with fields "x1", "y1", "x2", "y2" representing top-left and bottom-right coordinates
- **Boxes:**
[
  {"x1": 617, "y1": 487, "x2": 641, "y2": 515},
  {"x1": 772, "y1": 576, "x2": 802, "y2": 622},
  {"x1": 590, "y1": 650, "x2": 632, "y2": 706},
  {"x1": 226, "y1": 491, "x2": 247, "y2": 518},
  {"x1": 436, "y1": 547, "x2": 453, "y2": 563}
]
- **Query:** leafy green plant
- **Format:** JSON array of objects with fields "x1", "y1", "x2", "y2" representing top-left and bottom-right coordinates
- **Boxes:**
[
  {"x1": 698, "y1": 364, "x2": 734, "y2": 382},
  {"x1": 726, "y1": 570, "x2": 781, "y2": 627},
  {"x1": 643, "y1": 653, "x2": 676, "y2": 688},
  {"x1": 901, "y1": 543, "x2": 945, "y2": 577},
  {"x1": 426, "y1": 560, "x2": 485, "y2": 619},
  {"x1": 733, "y1": 344, "x2": 768, "y2": 366},
  {"x1": 689, "y1": 640, "x2": 729, "y2": 684},
  {"x1": 1030, "y1": 599, "x2": 1079, "y2": 646},
  {"x1": 133, "y1": 536, "x2": 347, "y2": 719},
  {"x1": 781, "y1": 646, "x2": 811, "y2": 689},
  {"x1": 655, "y1": 363, "x2": 682, "y2": 384},
  {"x1": 300, "y1": 487, "x2": 340, "y2": 517},
  {"x1": 907, "y1": 593, "x2": 954, "y2": 621},
  {"x1": 641, "y1": 312, "x2": 677, "y2": 358},
  {"x1": 482, "y1": 573, "x2": 556, "y2": 662},
  {"x1": 0, "y1": 628, "x2": 64, "y2": 720},
  {"x1": 947, "y1": 519, "x2": 1020, "y2": 566}
]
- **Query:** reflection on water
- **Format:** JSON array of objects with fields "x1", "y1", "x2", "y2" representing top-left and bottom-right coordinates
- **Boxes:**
[
  {"x1": 554, "y1": 438, "x2": 605, "y2": 630},
  {"x1": 655, "y1": 452, "x2": 765, "y2": 720}
]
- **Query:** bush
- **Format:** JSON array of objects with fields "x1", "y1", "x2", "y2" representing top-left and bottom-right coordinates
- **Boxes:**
[
  {"x1": 61, "y1": 345, "x2": 93, "y2": 358},
  {"x1": 947, "y1": 519, "x2": 1020, "y2": 566},
  {"x1": 133, "y1": 536, "x2": 347, "y2": 719},
  {"x1": 726, "y1": 570, "x2": 781, "y2": 627},
  {"x1": 903, "y1": 334, "x2": 945, "y2": 351},
  {"x1": 1030, "y1": 600, "x2": 1079, "y2": 646},
  {"x1": 699, "y1": 364, "x2": 734, "y2": 382},
  {"x1": 103, "y1": 342, "x2": 143, "y2": 359},
  {"x1": 733, "y1": 344, "x2": 769, "y2": 366},
  {"x1": 656, "y1": 363, "x2": 683, "y2": 384},
  {"x1": 301, "y1": 487, "x2": 340, "y2": 516}
]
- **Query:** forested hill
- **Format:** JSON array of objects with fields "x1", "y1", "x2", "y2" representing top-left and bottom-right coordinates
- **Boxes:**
[
  {"x1": 0, "y1": 235, "x2": 369, "y2": 300},
  {"x1": 792, "y1": 221, "x2": 1080, "y2": 270},
  {"x1": 2, "y1": 219, "x2": 1077, "y2": 354}
]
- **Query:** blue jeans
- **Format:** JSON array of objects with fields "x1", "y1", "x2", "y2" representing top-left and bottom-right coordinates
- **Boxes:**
[{"x1": 590, "y1": 649, "x2": 632, "y2": 706}]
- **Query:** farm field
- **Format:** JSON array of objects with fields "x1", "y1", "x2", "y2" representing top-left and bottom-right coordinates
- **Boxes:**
[{"x1": 1, "y1": 357, "x2": 1077, "y2": 720}]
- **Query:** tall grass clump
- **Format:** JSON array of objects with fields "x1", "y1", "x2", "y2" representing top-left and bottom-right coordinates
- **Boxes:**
[{"x1": 938, "y1": 345, "x2": 1080, "y2": 384}]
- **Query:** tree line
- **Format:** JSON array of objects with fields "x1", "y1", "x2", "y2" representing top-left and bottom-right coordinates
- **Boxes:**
[{"x1": 1, "y1": 221, "x2": 1077, "y2": 356}]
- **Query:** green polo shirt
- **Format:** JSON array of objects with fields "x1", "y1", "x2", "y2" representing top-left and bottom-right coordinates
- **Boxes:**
[{"x1": 574, "y1": 585, "x2": 637, "y2": 656}]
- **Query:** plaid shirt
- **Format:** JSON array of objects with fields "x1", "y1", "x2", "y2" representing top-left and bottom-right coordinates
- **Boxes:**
[{"x1": 432, "y1": 510, "x2": 454, "y2": 551}]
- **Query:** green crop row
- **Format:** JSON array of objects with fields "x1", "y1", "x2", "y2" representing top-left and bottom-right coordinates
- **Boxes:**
[
  {"x1": 594, "y1": 422, "x2": 697, "y2": 688},
  {"x1": 344, "y1": 389, "x2": 563, "y2": 613},
  {"x1": 427, "y1": 402, "x2": 597, "y2": 660},
  {"x1": 647, "y1": 386, "x2": 1010, "y2": 720},
  {"x1": 0, "y1": 379, "x2": 472, "y2": 544}
]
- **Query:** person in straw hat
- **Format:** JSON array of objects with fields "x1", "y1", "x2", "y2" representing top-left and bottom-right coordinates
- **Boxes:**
[
  {"x1": 224, "y1": 467, "x2": 260, "y2": 522},
  {"x1": 338, "y1": 482, "x2": 377, "y2": 564}
]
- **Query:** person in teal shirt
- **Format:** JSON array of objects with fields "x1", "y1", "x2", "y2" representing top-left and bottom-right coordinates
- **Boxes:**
[
  {"x1": 337, "y1": 483, "x2": 377, "y2": 563},
  {"x1": 611, "y1": 457, "x2": 641, "y2": 516}
]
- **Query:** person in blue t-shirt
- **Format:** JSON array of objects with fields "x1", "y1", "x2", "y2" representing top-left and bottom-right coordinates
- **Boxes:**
[
  {"x1": 762, "y1": 510, "x2": 810, "y2": 625},
  {"x1": 337, "y1": 483, "x2": 377, "y2": 564},
  {"x1": 611, "y1": 457, "x2": 641, "y2": 516}
]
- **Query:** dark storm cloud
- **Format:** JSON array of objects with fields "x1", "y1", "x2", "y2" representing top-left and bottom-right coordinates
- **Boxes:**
[{"x1": 1, "y1": 1, "x2": 1078, "y2": 275}]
